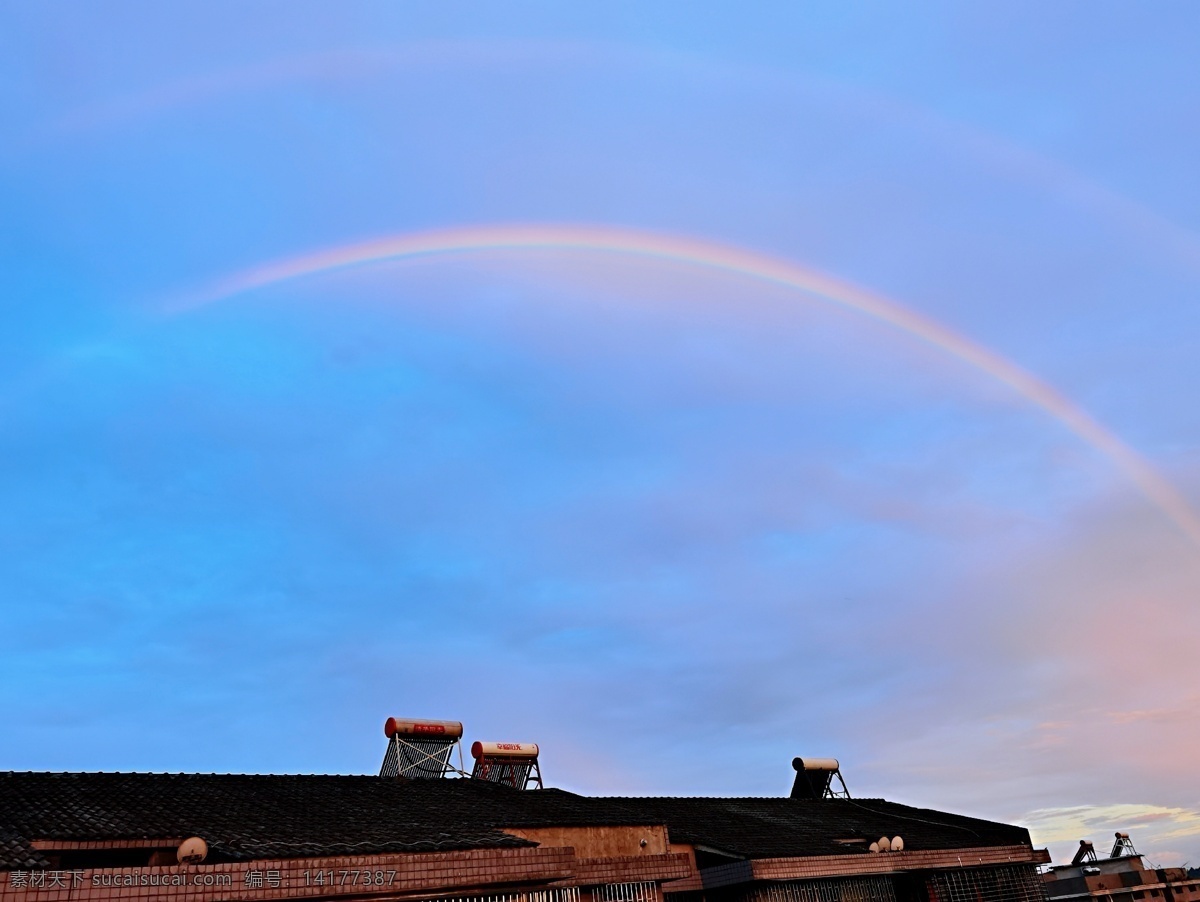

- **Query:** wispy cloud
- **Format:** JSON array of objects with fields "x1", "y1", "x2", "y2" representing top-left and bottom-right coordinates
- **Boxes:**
[{"x1": 1022, "y1": 804, "x2": 1200, "y2": 864}]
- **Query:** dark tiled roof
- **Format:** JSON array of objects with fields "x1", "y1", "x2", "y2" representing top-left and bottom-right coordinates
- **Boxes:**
[
  {"x1": 0, "y1": 772, "x2": 1032, "y2": 870},
  {"x1": 0, "y1": 773, "x2": 534, "y2": 867},
  {"x1": 588, "y1": 796, "x2": 1033, "y2": 859},
  {"x1": 0, "y1": 827, "x2": 49, "y2": 871}
]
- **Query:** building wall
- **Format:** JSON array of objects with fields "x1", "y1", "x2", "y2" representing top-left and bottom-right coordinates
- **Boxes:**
[
  {"x1": 503, "y1": 826, "x2": 671, "y2": 859},
  {"x1": 1045, "y1": 857, "x2": 1200, "y2": 902}
]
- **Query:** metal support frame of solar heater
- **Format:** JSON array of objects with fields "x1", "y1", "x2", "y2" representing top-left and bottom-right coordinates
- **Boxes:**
[
  {"x1": 1111, "y1": 833, "x2": 1138, "y2": 859},
  {"x1": 379, "y1": 734, "x2": 469, "y2": 779},
  {"x1": 823, "y1": 769, "x2": 850, "y2": 799},
  {"x1": 470, "y1": 754, "x2": 543, "y2": 790},
  {"x1": 1071, "y1": 841, "x2": 1098, "y2": 865}
]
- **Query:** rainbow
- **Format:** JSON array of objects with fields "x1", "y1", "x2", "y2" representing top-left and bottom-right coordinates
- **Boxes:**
[{"x1": 175, "y1": 222, "x2": 1200, "y2": 551}]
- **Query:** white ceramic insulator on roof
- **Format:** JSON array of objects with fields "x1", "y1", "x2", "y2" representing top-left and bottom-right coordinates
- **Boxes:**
[{"x1": 177, "y1": 837, "x2": 208, "y2": 865}]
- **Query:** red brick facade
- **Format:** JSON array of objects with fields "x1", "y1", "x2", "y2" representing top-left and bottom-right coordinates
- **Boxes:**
[{"x1": 1, "y1": 844, "x2": 692, "y2": 902}]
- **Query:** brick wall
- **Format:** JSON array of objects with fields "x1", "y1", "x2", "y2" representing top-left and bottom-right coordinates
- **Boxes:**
[{"x1": 1, "y1": 845, "x2": 575, "y2": 902}]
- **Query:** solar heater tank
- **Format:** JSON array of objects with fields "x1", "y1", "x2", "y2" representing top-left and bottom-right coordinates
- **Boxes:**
[
  {"x1": 794, "y1": 757, "x2": 840, "y2": 771},
  {"x1": 383, "y1": 718, "x2": 464, "y2": 739},
  {"x1": 471, "y1": 741, "x2": 539, "y2": 759}
]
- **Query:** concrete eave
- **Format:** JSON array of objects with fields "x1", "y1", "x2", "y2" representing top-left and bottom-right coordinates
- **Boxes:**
[{"x1": 665, "y1": 844, "x2": 1051, "y2": 891}]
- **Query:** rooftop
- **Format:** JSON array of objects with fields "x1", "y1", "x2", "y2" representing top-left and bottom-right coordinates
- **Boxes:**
[{"x1": 0, "y1": 770, "x2": 1032, "y2": 871}]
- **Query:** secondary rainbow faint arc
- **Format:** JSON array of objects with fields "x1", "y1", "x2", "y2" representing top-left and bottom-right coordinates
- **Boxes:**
[{"x1": 177, "y1": 222, "x2": 1200, "y2": 550}]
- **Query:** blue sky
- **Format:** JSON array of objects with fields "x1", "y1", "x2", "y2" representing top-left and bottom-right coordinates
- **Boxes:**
[{"x1": 3, "y1": 2, "x2": 1200, "y2": 867}]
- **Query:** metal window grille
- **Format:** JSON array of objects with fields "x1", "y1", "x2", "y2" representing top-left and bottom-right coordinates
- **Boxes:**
[
  {"x1": 743, "y1": 877, "x2": 897, "y2": 902},
  {"x1": 530, "y1": 889, "x2": 581, "y2": 902},
  {"x1": 595, "y1": 882, "x2": 659, "y2": 902},
  {"x1": 926, "y1": 865, "x2": 1049, "y2": 902},
  {"x1": 418, "y1": 890, "x2": 578, "y2": 902}
]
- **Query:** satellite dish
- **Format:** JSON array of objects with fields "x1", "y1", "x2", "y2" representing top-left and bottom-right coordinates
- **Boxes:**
[
  {"x1": 177, "y1": 837, "x2": 208, "y2": 864},
  {"x1": 869, "y1": 842, "x2": 880, "y2": 853},
  {"x1": 877, "y1": 836, "x2": 891, "y2": 852},
  {"x1": 892, "y1": 836, "x2": 904, "y2": 852}
]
